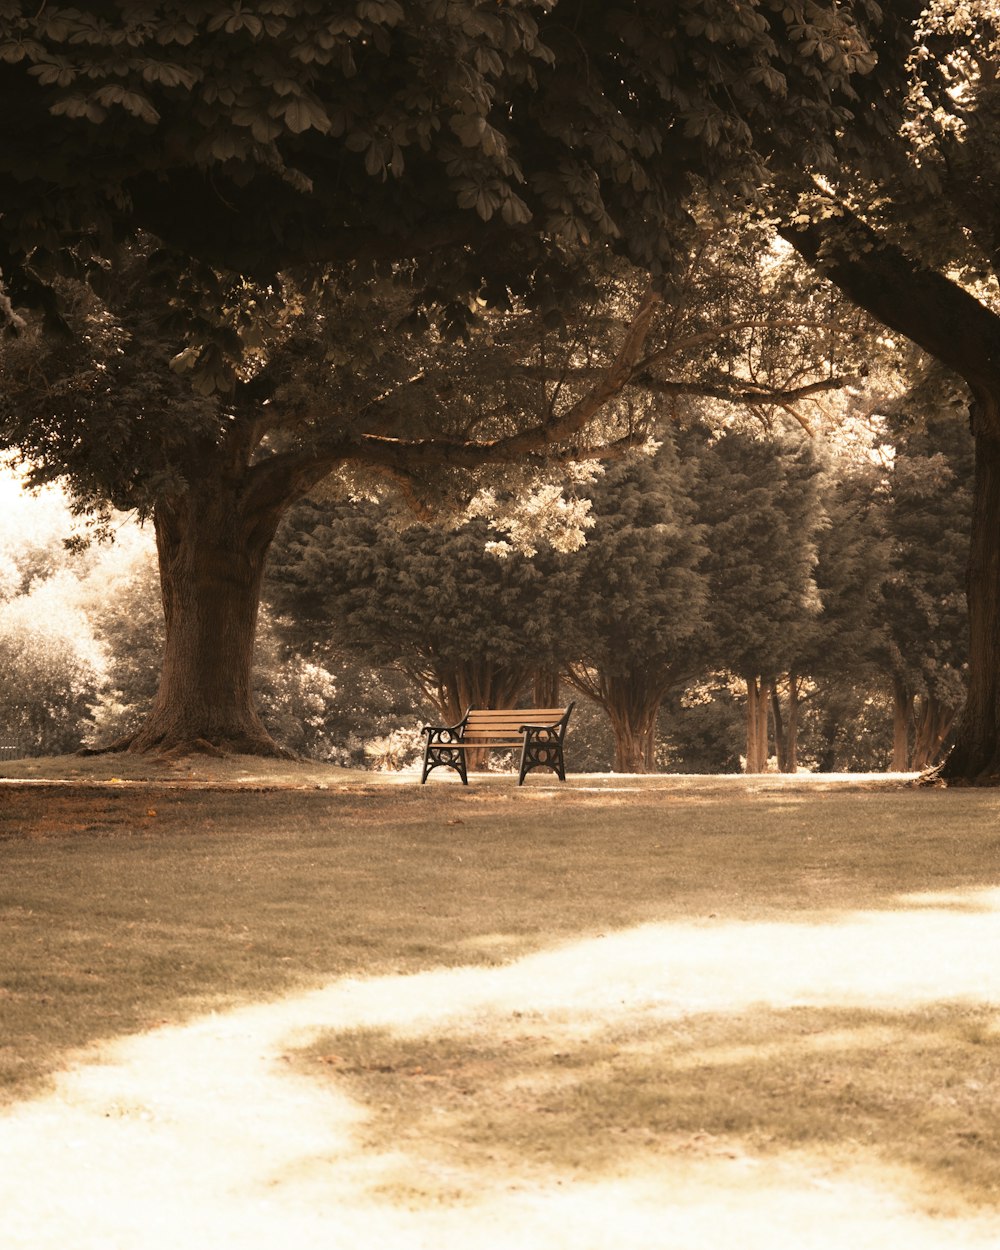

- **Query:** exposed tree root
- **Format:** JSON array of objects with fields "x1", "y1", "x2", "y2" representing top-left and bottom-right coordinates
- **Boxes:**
[
  {"x1": 76, "y1": 736, "x2": 135, "y2": 757},
  {"x1": 78, "y1": 731, "x2": 296, "y2": 761}
]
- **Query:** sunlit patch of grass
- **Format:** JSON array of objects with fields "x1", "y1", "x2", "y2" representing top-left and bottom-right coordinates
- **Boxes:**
[{"x1": 299, "y1": 1002, "x2": 1000, "y2": 1214}]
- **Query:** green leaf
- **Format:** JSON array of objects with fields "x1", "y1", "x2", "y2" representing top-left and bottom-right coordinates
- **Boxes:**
[{"x1": 281, "y1": 96, "x2": 331, "y2": 134}]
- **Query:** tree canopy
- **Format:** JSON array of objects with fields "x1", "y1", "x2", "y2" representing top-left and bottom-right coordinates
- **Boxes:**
[{"x1": 0, "y1": 0, "x2": 953, "y2": 761}]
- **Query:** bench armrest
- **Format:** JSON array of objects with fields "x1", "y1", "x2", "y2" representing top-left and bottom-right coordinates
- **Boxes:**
[
  {"x1": 421, "y1": 709, "x2": 471, "y2": 743},
  {"x1": 519, "y1": 702, "x2": 574, "y2": 739}
]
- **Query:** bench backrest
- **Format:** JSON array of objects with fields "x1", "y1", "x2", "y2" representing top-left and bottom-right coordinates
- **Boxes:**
[{"x1": 464, "y1": 708, "x2": 569, "y2": 743}]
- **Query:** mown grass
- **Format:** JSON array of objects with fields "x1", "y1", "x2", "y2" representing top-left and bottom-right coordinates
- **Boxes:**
[
  {"x1": 305, "y1": 1001, "x2": 1000, "y2": 1216},
  {"x1": 2, "y1": 772, "x2": 1000, "y2": 1160}
]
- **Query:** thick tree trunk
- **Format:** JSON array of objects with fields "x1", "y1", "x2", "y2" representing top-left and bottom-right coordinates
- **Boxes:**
[
  {"x1": 564, "y1": 665, "x2": 666, "y2": 773},
  {"x1": 609, "y1": 678, "x2": 662, "y2": 773},
  {"x1": 942, "y1": 423, "x2": 1000, "y2": 783},
  {"x1": 126, "y1": 485, "x2": 285, "y2": 755},
  {"x1": 607, "y1": 697, "x2": 661, "y2": 773},
  {"x1": 912, "y1": 695, "x2": 958, "y2": 772}
]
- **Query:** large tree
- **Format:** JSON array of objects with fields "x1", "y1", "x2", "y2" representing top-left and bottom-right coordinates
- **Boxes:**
[
  {"x1": 774, "y1": 3, "x2": 1000, "y2": 782},
  {"x1": 0, "y1": 1, "x2": 902, "y2": 754},
  {"x1": 562, "y1": 441, "x2": 708, "y2": 773}
]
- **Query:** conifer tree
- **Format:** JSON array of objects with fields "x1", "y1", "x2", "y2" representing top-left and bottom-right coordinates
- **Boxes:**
[
  {"x1": 776, "y1": 458, "x2": 889, "y2": 771},
  {"x1": 267, "y1": 500, "x2": 579, "y2": 766},
  {"x1": 693, "y1": 427, "x2": 823, "y2": 772},
  {"x1": 879, "y1": 367, "x2": 973, "y2": 771},
  {"x1": 562, "y1": 441, "x2": 709, "y2": 772}
]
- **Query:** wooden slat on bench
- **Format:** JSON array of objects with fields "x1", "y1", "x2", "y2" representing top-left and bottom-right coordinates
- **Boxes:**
[{"x1": 467, "y1": 710, "x2": 566, "y2": 722}]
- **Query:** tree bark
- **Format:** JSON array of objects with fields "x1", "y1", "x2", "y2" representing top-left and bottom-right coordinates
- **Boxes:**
[
  {"x1": 533, "y1": 670, "x2": 561, "y2": 708},
  {"x1": 785, "y1": 672, "x2": 800, "y2": 773},
  {"x1": 564, "y1": 664, "x2": 664, "y2": 773},
  {"x1": 939, "y1": 420, "x2": 1000, "y2": 781},
  {"x1": 606, "y1": 696, "x2": 662, "y2": 773},
  {"x1": 744, "y1": 676, "x2": 770, "y2": 773},
  {"x1": 912, "y1": 694, "x2": 957, "y2": 772},
  {"x1": 892, "y1": 675, "x2": 912, "y2": 772},
  {"x1": 126, "y1": 482, "x2": 287, "y2": 755},
  {"x1": 769, "y1": 678, "x2": 787, "y2": 773}
]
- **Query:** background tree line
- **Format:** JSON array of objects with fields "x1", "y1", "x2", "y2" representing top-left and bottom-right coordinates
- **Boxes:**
[{"x1": 0, "y1": 355, "x2": 972, "y2": 774}]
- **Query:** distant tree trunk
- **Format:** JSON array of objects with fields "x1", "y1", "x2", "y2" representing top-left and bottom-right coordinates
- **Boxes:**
[
  {"x1": 942, "y1": 421, "x2": 1000, "y2": 782},
  {"x1": 768, "y1": 673, "x2": 800, "y2": 774},
  {"x1": 769, "y1": 678, "x2": 787, "y2": 773},
  {"x1": 744, "y1": 676, "x2": 770, "y2": 773},
  {"x1": 533, "y1": 670, "x2": 561, "y2": 707},
  {"x1": 425, "y1": 659, "x2": 530, "y2": 771},
  {"x1": 606, "y1": 695, "x2": 662, "y2": 773},
  {"x1": 564, "y1": 665, "x2": 664, "y2": 773},
  {"x1": 785, "y1": 672, "x2": 800, "y2": 773},
  {"x1": 892, "y1": 675, "x2": 912, "y2": 772},
  {"x1": 127, "y1": 482, "x2": 286, "y2": 755},
  {"x1": 911, "y1": 695, "x2": 957, "y2": 772}
]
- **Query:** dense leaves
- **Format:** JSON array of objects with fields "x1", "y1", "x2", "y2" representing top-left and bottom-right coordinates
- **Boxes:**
[{"x1": 0, "y1": 0, "x2": 900, "y2": 324}]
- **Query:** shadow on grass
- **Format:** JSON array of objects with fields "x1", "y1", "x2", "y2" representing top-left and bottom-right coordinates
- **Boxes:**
[{"x1": 299, "y1": 1001, "x2": 1000, "y2": 1215}]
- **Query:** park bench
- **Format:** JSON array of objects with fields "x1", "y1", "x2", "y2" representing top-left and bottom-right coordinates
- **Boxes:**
[{"x1": 420, "y1": 704, "x2": 574, "y2": 785}]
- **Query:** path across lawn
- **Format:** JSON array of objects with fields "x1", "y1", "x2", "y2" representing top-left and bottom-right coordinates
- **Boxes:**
[{"x1": 3, "y1": 882, "x2": 1000, "y2": 1249}]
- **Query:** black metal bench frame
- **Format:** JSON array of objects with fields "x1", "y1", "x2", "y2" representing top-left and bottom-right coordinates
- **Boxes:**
[{"x1": 420, "y1": 704, "x2": 574, "y2": 785}]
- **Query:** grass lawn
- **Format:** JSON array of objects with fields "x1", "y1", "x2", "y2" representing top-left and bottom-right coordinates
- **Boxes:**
[{"x1": 2, "y1": 765, "x2": 1000, "y2": 1245}]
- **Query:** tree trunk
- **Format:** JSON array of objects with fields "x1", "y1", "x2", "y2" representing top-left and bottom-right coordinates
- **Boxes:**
[
  {"x1": 891, "y1": 675, "x2": 912, "y2": 772},
  {"x1": 767, "y1": 674, "x2": 801, "y2": 774},
  {"x1": 588, "y1": 673, "x2": 659, "y2": 772},
  {"x1": 744, "y1": 676, "x2": 770, "y2": 773},
  {"x1": 912, "y1": 695, "x2": 957, "y2": 772},
  {"x1": 424, "y1": 659, "x2": 531, "y2": 771},
  {"x1": 942, "y1": 422, "x2": 1000, "y2": 782},
  {"x1": 785, "y1": 672, "x2": 800, "y2": 773},
  {"x1": 564, "y1": 665, "x2": 665, "y2": 774},
  {"x1": 607, "y1": 698, "x2": 661, "y2": 773},
  {"x1": 126, "y1": 483, "x2": 286, "y2": 755},
  {"x1": 605, "y1": 679, "x2": 661, "y2": 773},
  {"x1": 533, "y1": 670, "x2": 561, "y2": 707},
  {"x1": 769, "y1": 678, "x2": 787, "y2": 773}
]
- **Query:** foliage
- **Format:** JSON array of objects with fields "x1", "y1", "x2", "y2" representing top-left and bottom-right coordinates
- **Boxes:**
[
  {"x1": 659, "y1": 678, "x2": 746, "y2": 775},
  {"x1": 267, "y1": 497, "x2": 578, "y2": 727},
  {"x1": 0, "y1": 574, "x2": 103, "y2": 754},
  {"x1": 692, "y1": 424, "x2": 824, "y2": 680},
  {"x1": 562, "y1": 437, "x2": 709, "y2": 771},
  {"x1": 880, "y1": 366, "x2": 972, "y2": 709},
  {"x1": 254, "y1": 617, "x2": 426, "y2": 766},
  {"x1": 0, "y1": 1, "x2": 901, "y2": 330}
]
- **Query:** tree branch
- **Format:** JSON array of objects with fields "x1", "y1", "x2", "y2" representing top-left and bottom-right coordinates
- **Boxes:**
[{"x1": 781, "y1": 206, "x2": 1000, "y2": 428}]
